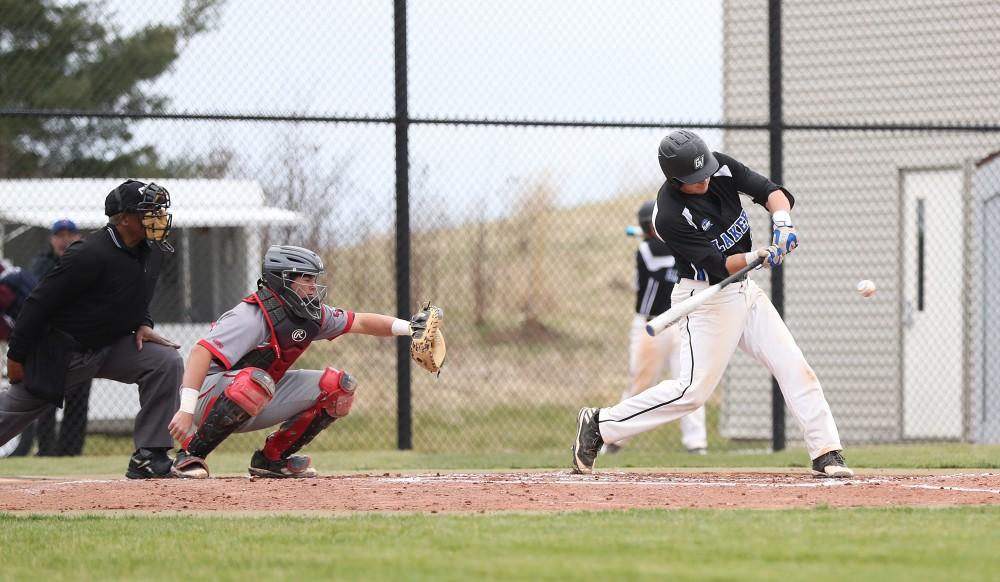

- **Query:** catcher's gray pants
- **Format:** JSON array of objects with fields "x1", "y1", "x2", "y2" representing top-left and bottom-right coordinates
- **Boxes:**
[
  {"x1": 192, "y1": 369, "x2": 327, "y2": 435},
  {"x1": 0, "y1": 335, "x2": 183, "y2": 450}
]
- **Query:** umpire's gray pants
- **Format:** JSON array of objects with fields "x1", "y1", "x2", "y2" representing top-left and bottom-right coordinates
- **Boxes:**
[{"x1": 0, "y1": 335, "x2": 183, "y2": 450}]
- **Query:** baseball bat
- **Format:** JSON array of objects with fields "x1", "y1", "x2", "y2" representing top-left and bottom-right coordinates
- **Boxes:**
[{"x1": 645, "y1": 255, "x2": 766, "y2": 336}]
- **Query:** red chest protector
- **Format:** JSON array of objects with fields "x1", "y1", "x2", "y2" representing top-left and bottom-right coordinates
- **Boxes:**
[{"x1": 230, "y1": 287, "x2": 322, "y2": 382}]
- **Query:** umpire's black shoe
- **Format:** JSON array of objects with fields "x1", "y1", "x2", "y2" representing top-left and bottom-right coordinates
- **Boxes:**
[
  {"x1": 125, "y1": 447, "x2": 174, "y2": 479},
  {"x1": 811, "y1": 450, "x2": 855, "y2": 478},
  {"x1": 571, "y1": 407, "x2": 603, "y2": 474},
  {"x1": 248, "y1": 449, "x2": 318, "y2": 479}
]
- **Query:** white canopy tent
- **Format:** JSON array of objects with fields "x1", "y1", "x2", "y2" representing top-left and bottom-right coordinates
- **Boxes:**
[{"x1": 0, "y1": 178, "x2": 301, "y2": 295}]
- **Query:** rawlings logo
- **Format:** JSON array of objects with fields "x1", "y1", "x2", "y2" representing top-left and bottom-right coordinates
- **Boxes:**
[
  {"x1": 291, "y1": 329, "x2": 307, "y2": 342},
  {"x1": 693, "y1": 154, "x2": 704, "y2": 169}
]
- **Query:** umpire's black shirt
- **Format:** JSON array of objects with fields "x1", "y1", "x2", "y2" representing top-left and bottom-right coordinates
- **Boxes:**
[
  {"x1": 7, "y1": 225, "x2": 163, "y2": 362},
  {"x1": 653, "y1": 152, "x2": 794, "y2": 285}
]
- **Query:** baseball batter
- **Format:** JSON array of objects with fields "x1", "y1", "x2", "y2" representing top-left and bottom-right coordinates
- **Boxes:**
[
  {"x1": 167, "y1": 245, "x2": 440, "y2": 478},
  {"x1": 574, "y1": 130, "x2": 853, "y2": 478},
  {"x1": 604, "y1": 199, "x2": 707, "y2": 455}
]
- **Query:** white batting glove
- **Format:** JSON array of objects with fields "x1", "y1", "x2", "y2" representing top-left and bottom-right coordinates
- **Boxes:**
[
  {"x1": 771, "y1": 210, "x2": 798, "y2": 255},
  {"x1": 745, "y1": 245, "x2": 783, "y2": 270}
]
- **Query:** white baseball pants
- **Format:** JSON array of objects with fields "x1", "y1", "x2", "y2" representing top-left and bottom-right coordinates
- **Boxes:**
[
  {"x1": 622, "y1": 314, "x2": 707, "y2": 451},
  {"x1": 598, "y1": 277, "x2": 843, "y2": 460}
]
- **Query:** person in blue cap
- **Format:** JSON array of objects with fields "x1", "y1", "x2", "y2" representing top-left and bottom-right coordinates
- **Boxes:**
[
  {"x1": 16, "y1": 219, "x2": 90, "y2": 456},
  {"x1": 30, "y1": 219, "x2": 81, "y2": 282}
]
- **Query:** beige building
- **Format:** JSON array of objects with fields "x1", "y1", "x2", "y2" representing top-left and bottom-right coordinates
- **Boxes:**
[{"x1": 719, "y1": 0, "x2": 1000, "y2": 444}]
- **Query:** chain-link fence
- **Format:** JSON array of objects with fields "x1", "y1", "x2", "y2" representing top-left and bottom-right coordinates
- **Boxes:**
[{"x1": 1, "y1": 0, "x2": 998, "y2": 458}]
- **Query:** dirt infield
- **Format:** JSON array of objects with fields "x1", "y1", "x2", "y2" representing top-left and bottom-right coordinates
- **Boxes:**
[{"x1": 1, "y1": 471, "x2": 998, "y2": 513}]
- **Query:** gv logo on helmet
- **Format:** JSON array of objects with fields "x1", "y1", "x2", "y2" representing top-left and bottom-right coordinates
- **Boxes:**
[
  {"x1": 291, "y1": 329, "x2": 307, "y2": 342},
  {"x1": 693, "y1": 155, "x2": 704, "y2": 169}
]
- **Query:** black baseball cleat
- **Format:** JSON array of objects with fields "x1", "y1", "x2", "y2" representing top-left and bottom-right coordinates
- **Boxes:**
[
  {"x1": 125, "y1": 447, "x2": 174, "y2": 479},
  {"x1": 571, "y1": 407, "x2": 603, "y2": 474},
  {"x1": 811, "y1": 450, "x2": 854, "y2": 478},
  {"x1": 248, "y1": 449, "x2": 318, "y2": 479}
]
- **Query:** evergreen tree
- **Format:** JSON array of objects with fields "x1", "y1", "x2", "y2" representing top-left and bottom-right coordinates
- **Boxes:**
[{"x1": 0, "y1": 0, "x2": 224, "y2": 178}]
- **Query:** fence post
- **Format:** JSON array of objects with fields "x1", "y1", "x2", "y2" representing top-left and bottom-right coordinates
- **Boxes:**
[
  {"x1": 769, "y1": 0, "x2": 786, "y2": 452},
  {"x1": 394, "y1": 0, "x2": 412, "y2": 450}
]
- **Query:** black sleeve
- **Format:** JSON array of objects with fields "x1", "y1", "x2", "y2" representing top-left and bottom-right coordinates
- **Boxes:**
[
  {"x1": 658, "y1": 210, "x2": 729, "y2": 281},
  {"x1": 634, "y1": 249, "x2": 647, "y2": 306},
  {"x1": 718, "y1": 153, "x2": 795, "y2": 210},
  {"x1": 7, "y1": 242, "x2": 102, "y2": 362}
]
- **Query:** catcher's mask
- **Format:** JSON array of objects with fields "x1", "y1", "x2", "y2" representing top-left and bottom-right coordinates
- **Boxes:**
[
  {"x1": 260, "y1": 245, "x2": 328, "y2": 322},
  {"x1": 105, "y1": 180, "x2": 173, "y2": 244}
]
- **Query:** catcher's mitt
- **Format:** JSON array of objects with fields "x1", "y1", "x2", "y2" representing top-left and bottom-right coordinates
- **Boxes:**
[{"x1": 409, "y1": 302, "x2": 446, "y2": 375}]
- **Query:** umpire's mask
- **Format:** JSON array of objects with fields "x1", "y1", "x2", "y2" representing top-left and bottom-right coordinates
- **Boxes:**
[
  {"x1": 106, "y1": 180, "x2": 173, "y2": 246},
  {"x1": 135, "y1": 183, "x2": 172, "y2": 242}
]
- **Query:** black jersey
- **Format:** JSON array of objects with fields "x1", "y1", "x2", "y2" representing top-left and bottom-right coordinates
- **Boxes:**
[
  {"x1": 652, "y1": 152, "x2": 794, "y2": 284},
  {"x1": 634, "y1": 239, "x2": 679, "y2": 317}
]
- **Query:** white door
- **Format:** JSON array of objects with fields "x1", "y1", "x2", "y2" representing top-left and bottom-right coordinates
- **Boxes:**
[{"x1": 901, "y1": 169, "x2": 964, "y2": 439}]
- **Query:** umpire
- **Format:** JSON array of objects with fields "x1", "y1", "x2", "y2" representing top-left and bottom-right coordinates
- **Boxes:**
[{"x1": 0, "y1": 180, "x2": 183, "y2": 478}]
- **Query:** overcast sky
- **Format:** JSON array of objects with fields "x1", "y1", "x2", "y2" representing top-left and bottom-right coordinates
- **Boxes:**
[{"x1": 109, "y1": 1, "x2": 724, "y2": 235}]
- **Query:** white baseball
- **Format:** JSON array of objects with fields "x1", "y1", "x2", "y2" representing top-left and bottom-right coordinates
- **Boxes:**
[{"x1": 856, "y1": 279, "x2": 877, "y2": 298}]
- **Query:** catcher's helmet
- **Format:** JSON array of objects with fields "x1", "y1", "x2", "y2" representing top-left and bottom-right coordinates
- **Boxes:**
[
  {"x1": 637, "y1": 199, "x2": 656, "y2": 231},
  {"x1": 261, "y1": 245, "x2": 327, "y2": 322},
  {"x1": 657, "y1": 130, "x2": 719, "y2": 184}
]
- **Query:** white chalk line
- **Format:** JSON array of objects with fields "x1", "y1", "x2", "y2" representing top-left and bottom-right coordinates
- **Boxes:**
[
  {"x1": 378, "y1": 472, "x2": 1000, "y2": 493},
  {"x1": 901, "y1": 484, "x2": 1000, "y2": 494},
  {"x1": 5, "y1": 472, "x2": 997, "y2": 495}
]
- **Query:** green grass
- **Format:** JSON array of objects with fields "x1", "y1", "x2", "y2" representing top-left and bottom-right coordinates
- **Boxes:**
[
  {"x1": 1, "y1": 507, "x2": 998, "y2": 581},
  {"x1": 3, "y1": 443, "x2": 998, "y2": 581},
  {"x1": 2, "y1": 443, "x2": 998, "y2": 478}
]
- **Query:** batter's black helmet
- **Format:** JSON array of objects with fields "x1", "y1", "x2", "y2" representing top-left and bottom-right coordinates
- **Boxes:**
[
  {"x1": 657, "y1": 130, "x2": 719, "y2": 184},
  {"x1": 637, "y1": 199, "x2": 656, "y2": 231},
  {"x1": 261, "y1": 245, "x2": 328, "y2": 322}
]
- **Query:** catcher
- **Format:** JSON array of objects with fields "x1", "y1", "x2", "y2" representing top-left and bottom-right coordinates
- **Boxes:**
[{"x1": 167, "y1": 245, "x2": 445, "y2": 478}]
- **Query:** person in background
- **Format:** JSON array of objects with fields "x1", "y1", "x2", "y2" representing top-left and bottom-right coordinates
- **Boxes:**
[
  {"x1": 25, "y1": 219, "x2": 91, "y2": 456},
  {"x1": 602, "y1": 200, "x2": 708, "y2": 456},
  {"x1": 0, "y1": 260, "x2": 39, "y2": 457}
]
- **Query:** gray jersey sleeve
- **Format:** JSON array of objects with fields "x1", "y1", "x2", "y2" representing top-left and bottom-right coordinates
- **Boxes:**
[
  {"x1": 317, "y1": 305, "x2": 355, "y2": 340},
  {"x1": 197, "y1": 302, "x2": 270, "y2": 372}
]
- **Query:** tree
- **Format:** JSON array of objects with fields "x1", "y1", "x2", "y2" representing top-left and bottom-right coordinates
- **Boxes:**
[
  {"x1": 0, "y1": 0, "x2": 225, "y2": 178},
  {"x1": 260, "y1": 130, "x2": 357, "y2": 250}
]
